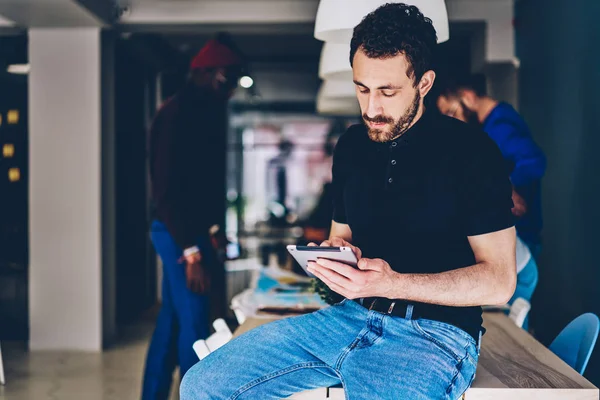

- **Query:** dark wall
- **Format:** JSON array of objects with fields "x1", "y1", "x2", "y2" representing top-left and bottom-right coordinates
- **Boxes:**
[
  {"x1": 516, "y1": 0, "x2": 600, "y2": 385},
  {"x1": 0, "y1": 34, "x2": 28, "y2": 340},
  {"x1": 0, "y1": 73, "x2": 28, "y2": 340},
  {"x1": 114, "y1": 38, "x2": 157, "y2": 323}
]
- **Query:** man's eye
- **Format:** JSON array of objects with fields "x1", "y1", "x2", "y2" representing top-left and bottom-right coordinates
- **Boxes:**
[{"x1": 382, "y1": 91, "x2": 396, "y2": 97}]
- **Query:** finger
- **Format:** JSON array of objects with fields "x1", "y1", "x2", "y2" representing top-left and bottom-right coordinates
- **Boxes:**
[
  {"x1": 320, "y1": 240, "x2": 331, "y2": 247},
  {"x1": 357, "y1": 258, "x2": 382, "y2": 271},
  {"x1": 330, "y1": 237, "x2": 345, "y2": 247},
  {"x1": 352, "y1": 246, "x2": 363, "y2": 259},
  {"x1": 309, "y1": 268, "x2": 350, "y2": 298},
  {"x1": 309, "y1": 261, "x2": 355, "y2": 287},
  {"x1": 316, "y1": 258, "x2": 361, "y2": 279},
  {"x1": 307, "y1": 242, "x2": 318, "y2": 247}
]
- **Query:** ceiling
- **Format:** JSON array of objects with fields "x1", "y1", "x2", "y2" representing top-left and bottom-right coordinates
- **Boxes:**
[{"x1": 0, "y1": 0, "x2": 486, "y2": 106}]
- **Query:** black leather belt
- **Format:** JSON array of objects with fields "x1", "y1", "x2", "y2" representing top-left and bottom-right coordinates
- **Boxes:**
[
  {"x1": 354, "y1": 297, "x2": 421, "y2": 319},
  {"x1": 353, "y1": 297, "x2": 481, "y2": 343}
]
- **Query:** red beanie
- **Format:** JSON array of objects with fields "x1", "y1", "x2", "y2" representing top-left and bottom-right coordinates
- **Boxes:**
[{"x1": 190, "y1": 39, "x2": 242, "y2": 70}]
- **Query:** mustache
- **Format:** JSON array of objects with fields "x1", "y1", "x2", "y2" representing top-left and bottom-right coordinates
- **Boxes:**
[{"x1": 363, "y1": 114, "x2": 393, "y2": 124}]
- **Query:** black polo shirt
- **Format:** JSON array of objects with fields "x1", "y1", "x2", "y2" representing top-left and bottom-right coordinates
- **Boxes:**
[{"x1": 332, "y1": 110, "x2": 514, "y2": 340}]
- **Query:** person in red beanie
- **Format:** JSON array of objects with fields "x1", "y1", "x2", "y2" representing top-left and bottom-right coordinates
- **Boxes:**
[{"x1": 142, "y1": 33, "x2": 244, "y2": 400}]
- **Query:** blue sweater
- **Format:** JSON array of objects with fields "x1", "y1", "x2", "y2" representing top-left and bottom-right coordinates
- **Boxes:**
[{"x1": 483, "y1": 103, "x2": 546, "y2": 245}]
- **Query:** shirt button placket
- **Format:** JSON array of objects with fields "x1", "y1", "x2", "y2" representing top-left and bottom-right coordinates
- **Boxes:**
[{"x1": 387, "y1": 142, "x2": 398, "y2": 187}]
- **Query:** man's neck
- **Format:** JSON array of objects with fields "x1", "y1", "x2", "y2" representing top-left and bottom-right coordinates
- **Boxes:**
[
  {"x1": 477, "y1": 97, "x2": 499, "y2": 124},
  {"x1": 389, "y1": 104, "x2": 425, "y2": 142}
]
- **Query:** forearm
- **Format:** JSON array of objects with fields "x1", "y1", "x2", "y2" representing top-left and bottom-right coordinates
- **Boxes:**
[{"x1": 388, "y1": 261, "x2": 516, "y2": 307}]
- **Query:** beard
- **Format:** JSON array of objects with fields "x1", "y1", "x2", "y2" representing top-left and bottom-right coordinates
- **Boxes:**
[
  {"x1": 462, "y1": 103, "x2": 480, "y2": 126},
  {"x1": 364, "y1": 90, "x2": 421, "y2": 143}
]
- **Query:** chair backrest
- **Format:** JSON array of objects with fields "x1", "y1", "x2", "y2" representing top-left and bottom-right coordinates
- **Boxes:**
[
  {"x1": 549, "y1": 313, "x2": 600, "y2": 375},
  {"x1": 508, "y1": 297, "x2": 531, "y2": 328},
  {"x1": 192, "y1": 318, "x2": 233, "y2": 360},
  {"x1": 233, "y1": 308, "x2": 247, "y2": 324}
]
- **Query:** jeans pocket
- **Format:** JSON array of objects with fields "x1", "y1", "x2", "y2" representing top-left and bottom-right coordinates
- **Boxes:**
[{"x1": 411, "y1": 319, "x2": 475, "y2": 364}]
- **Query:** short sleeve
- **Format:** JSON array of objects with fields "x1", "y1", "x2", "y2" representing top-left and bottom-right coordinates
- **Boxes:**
[{"x1": 462, "y1": 130, "x2": 515, "y2": 236}]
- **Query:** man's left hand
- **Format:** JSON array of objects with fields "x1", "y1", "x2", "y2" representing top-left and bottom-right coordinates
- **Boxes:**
[{"x1": 307, "y1": 257, "x2": 397, "y2": 299}]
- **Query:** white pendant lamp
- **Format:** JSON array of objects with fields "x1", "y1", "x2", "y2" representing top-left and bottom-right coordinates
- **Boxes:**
[
  {"x1": 314, "y1": 0, "x2": 449, "y2": 44},
  {"x1": 317, "y1": 95, "x2": 361, "y2": 116},
  {"x1": 319, "y1": 79, "x2": 356, "y2": 99},
  {"x1": 319, "y1": 42, "x2": 352, "y2": 80},
  {"x1": 316, "y1": 82, "x2": 361, "y2": 115}
]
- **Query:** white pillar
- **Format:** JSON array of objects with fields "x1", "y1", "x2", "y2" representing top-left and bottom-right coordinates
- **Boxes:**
[{"x1": 29, "y1": 28, "x2": 103, "y2": 351}]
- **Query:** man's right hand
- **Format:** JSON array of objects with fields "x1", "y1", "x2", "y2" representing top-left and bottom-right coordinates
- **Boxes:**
[
  {"x1": 184, "y1": 253, "x2": 210, "y2": 294},
  {"x1": 308, "y1": 236, "x2": 362, "y2": 260},
  {"x1": 511, "y1": 189, "x2": 528, "y2": 217}
]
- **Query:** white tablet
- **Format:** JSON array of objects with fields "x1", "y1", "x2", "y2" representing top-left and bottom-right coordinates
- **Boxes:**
[{"x1": 287, "y1": 245, "x2": 359, "y2": 278}]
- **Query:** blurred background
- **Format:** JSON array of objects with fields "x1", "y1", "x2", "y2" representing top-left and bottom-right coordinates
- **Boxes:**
[{"x1": 0, "y1": 0, "x2": 599, "y2": 398}]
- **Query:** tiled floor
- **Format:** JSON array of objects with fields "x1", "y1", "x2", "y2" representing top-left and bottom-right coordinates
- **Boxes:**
[
  {"x1": 0, "y1": 315, "x2": 180, "y2": 400},
  {"x1": 0, "y1": 260, "x2": 261, "y2": 400}
]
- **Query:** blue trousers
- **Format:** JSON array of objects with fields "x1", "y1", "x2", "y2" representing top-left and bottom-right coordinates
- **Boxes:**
[
  {"x1": 142, "y1": 220, "x2": 213, "y2": 400},
  {"x1": 508, "y1": 239, "x2": 540, "y2": 331},
  {"x1": 181, "y1": 299, "x2": 479, "y2": 400}
]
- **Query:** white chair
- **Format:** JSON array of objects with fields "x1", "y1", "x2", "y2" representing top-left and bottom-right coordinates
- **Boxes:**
[
  {"x1": 192, "y1": 318, "x2": 233, "y2": 360},
  {"x1": 508, "y1": 297, "x2": 531, "y2": 328},
  {"x1": 233, "y1": 308, "x2": 247, "y2": 325},
  {"x1": 287, "y1": 388, "x2": 329, "y2": 399},
  {"x1": 230, "y1": 289, "x2": 252, "y2": 324},
  {"x1": 0, "y1": 340, "x2": 5, "y2": 385}
]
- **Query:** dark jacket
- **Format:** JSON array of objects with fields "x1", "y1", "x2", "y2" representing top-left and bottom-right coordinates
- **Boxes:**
[{"x1": 149, "y1": 84, "x2": 228, "y2": 249}]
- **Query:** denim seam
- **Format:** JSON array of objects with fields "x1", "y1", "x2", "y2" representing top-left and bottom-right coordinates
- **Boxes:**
[
  {"x1": 415, "y1": 318, "x2": 477, "y2": 347},
  {"x1": 336, "y1": 373, "x2": 350, "y2": 400},
  {"x1": 229, "y1": 362, "x2": 332, "y2": 400},
  {"x1": 334, "y1": 328, "x2": 369, "y2": 370},
  {"x1": 358, "y1": 312, "x2": 384, "y2": 348},
  {"x1": 410, "y1": 320, "x2": 463, "y2": 363},
  {"x1": 448, "y1": 342, "x2": 477, "y2": 399},
  {"x1": 371, "y1": 315, "x2": 385, "y2": 346},
  {"x1": 445, "y1": 355, "x2": 465, "y2": 398}
]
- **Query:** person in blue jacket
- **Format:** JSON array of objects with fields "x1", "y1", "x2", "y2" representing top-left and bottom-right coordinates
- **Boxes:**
[{"x1": 437, "y1": 74, "x2": 546, "y2": 311}]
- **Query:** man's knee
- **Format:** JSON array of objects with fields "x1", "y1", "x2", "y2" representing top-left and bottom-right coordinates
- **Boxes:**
[{"x1": 180, "y1": 361, "x2": 209, "y2": 400}]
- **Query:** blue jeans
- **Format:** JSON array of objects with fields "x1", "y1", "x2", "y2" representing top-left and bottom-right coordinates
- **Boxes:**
[
  {"x1": 510, "y1": 239, "x2": 540, "y2": 331},
  {"x1": 142, "y1": 220, "x2": 214, "y2": 400},
  {"x1": 510, "y1": 258, "x2": 539, "y2": 305},
  {"x1": 180, "y1": 299, "x2": 479, "y2": 400},
  {"x1": 509, "y1": 256, "x2": 539, "y2": 331}
]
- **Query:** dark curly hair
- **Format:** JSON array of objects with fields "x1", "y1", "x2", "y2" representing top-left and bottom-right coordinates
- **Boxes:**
[{"x1": 350, "y1": 3, "x2": 437, "y2": 87}]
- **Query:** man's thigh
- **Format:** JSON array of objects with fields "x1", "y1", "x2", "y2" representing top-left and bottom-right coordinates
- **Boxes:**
[
  {"x1": 340, "y1": 315, "x2": 479, "y2": 400},
  {"x1": 180, "y1": 300, "x2": 369, "y2": 399}
]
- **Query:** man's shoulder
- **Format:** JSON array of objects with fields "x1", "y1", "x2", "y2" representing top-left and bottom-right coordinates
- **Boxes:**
[
  {"x1": 433, "y1": 114, "x2": 506, "y2": 170},
  {"x1": 435, "y1": 113, "x2": 490, "y2": 148},
  {"x1": 487, "y1": 102, "x2": 527, "y2": 130}
]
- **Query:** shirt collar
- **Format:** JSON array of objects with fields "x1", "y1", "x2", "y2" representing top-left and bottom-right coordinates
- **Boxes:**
[{"x1": 365, "y1": 108, "x2": 435, "y2": 151}]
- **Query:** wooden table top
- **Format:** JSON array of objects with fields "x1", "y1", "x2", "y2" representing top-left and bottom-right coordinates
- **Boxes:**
[{"x1": 233, "y1": 312, "x2": 599, "y2": 399}]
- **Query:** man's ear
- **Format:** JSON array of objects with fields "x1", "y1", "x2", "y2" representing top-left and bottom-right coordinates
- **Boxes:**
[
  {"x1": 418, "y1": 70, "x2": 436, "y2": 97},
  {"x1": 459, "y1": 89, "x2": 478, "y2": 110}
]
